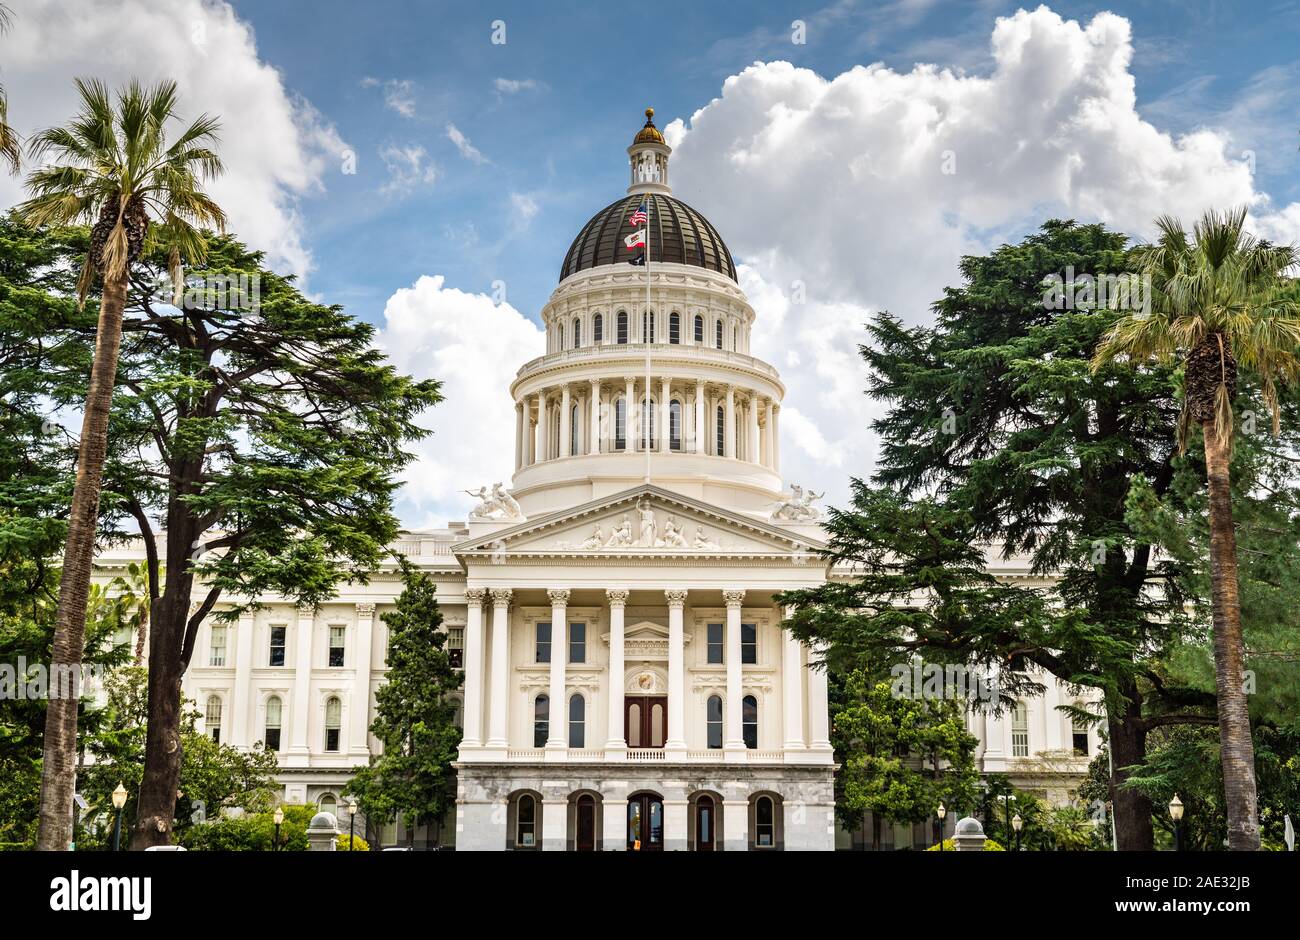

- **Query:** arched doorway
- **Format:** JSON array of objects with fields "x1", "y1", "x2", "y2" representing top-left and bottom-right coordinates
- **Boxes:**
[
  {"x1": 695, "y1": 795, "x2": 716, "y2": 851},
  {"x1": 575, "y1": 794, "x2": 597, "y2": 852},
  {"x1": 627, "y1": 792, "x2": 664, "y2": 851}
]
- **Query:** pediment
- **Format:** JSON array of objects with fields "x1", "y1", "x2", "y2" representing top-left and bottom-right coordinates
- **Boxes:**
[{"x1": 453, "y1": 484, "x2": 824, "y2": 562}]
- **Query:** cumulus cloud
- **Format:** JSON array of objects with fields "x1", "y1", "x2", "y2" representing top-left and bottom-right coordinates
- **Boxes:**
[
  {"x1": 379, "y1": 144, "x2": 438, "y2": 195},
  {"x1": 0, "y1": 0, "x2": 349, "y2": 280},
  {"x1": 446, "y1": 123, "x2": 489, "y2": 164},
  {"x1": 362, "y1": 77, "x2": 417, "y2": 118},
  {"x1": 376, "y1": 276, "x2": 545, "y2": 528},
  {"x1": 665, "y1": 4, "x2": 1300, "y2": 505}
]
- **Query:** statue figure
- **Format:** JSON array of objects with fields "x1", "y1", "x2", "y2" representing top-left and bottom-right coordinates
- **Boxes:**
[
  {"x1": 579, "y1": 525, "x2": 603, "y2": 550},
  {"x1": 606, "y1": 514, "x2": 634, "y2": 548},
  {"x1": 771, "y1": 483, "x2": 824, "y2": 522},
  {"x1": 464, "y1": 485, "x2": 496, "y2": 519},
  {"x1": 636, "y1": 498, "x2": 656, "y2": 547},
  {"x1": 465, "y1": 482, "x2": 525, "y2": 520},
  {"x1": 658, "y1": 515, "x2": 688, "y2": 548},
  {"x1": 693, "y1": 526, "x2": 718, "y2": 549},
  {"x1": 491, "y1": 482, "x2": 523, "y2": 519}
]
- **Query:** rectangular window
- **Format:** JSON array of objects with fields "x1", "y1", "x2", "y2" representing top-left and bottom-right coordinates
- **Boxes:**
[
  {"x1": 328, "y1": 625, "x2": 346, "y2": 667},
  {"x1": 741, "y1": 623, "x2": 757, "y2": 664},
  {"x1": 569, "y1": 622, "x2": 586, "y2": 664},
  {"x1": 707, "y1": 624, "x2": 724, "y2": 664},
  {"x1": 1072, "y1": 718, "x2": 1089, "y2": 756},
  {"x1": 536, "y1": 621, "x2": 551, "y2": 663},
  {"x1": 694, "y1": 315, "x2": 704, "y2": 344},
  {"x1": 1011, "y1": 702, "x2": 1029, "y2": 757},
  {"x1": 326, "y1": 727, "x2": 340, "y2": 752},
  {"x1": 268, "y1": 625, "x2": 287, "y2": 667},
  {"x1": 448, "y1": 626, "x2": 464, "y2": 668},
  {"x1": 209, "y1": 624, "x2": 227, "y2": 667}
]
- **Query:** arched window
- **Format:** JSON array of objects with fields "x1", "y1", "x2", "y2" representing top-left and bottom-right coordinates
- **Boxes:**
[
  {"x1": 534, "y1": 694, "x2": 550, "y2": 748},
  {"x1": 570, "y1": 402, "x2": 580, "y2": 455},
  {"x1": 557, "y1": 323, "x2": 564, "y2": 351},
  {"x1": 205, "y1": 695, "x2": 222, "y2": 744},
  {"x1": 715, "y1": 319, "x2": 723, "y2": 349},
  {"x1": 694, "y1": 314, "x2": 704, "y2": 344},
  {"x1": 615, "y1": 397, "x2": 626, "y2": 450},
  {"x1": 642, "y1": 310, "x2": 656, "y2": 343},
  {"x1": 669, "y1": 399, "x2": 682, "y2": 450},
  {"x1": 706, "y1": 695, "x2": 723, "y2": 749},
  {"x1": 669, "y1": 312, "x2": 680, "y2": 344},
  {"x1": 324, "y1": 696, "x2": 341, "y2": 752},
  {"x1": 569, "y1": 695, "x2": 586, "y2": 749},
  {"x1": 715, "y1": 405, "x2": 725, "y2": 455},
  {"x1": 593, "y1": 313, "x2": 604, "y2": 343},
  {"x1": 573, "y1": 318, "x2": 582, "y2": 348},
  {"x1": 617, "y1": 311, "x2": 628, "y2": 344},
  {"x1": 641, "y1": 396, "x2": 655, "y2": 450},
  {"x1": 264, "y1": 696, "x2": 282, "y2": 751},
  {"x1": 755, "y1": 795, "x2": 776, "y2": 847},
  {"x1": 516, "y1": 794, "x2": 537, "y2": 847},
  {"x1": 1011, "y1": 701, "x2": 1029, "y2": 757},
  {"x1": 743, "y1": 694, "x2": 758, "y2": 749},
  {"x1": 319, "y1": 793, "x2": 337, "y2": 815}
]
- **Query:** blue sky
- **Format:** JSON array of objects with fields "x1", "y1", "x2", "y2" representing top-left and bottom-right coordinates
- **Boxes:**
[{"x1": 229, "y1": 0, "x2": 1300, "y2": 325}]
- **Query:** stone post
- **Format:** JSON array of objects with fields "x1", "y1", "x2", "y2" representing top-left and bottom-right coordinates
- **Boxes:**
[
  {"x1": 952, "y1": 816, "x2": 986, "y2": 852},
  {"x1": 306, "y1": 811, "x2": 340, "y2": 851}
]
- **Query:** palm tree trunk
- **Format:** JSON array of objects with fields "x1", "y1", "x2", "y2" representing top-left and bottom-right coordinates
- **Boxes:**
[
  {"x1": 35, "y1": 271, "x2": 129, "y2": 850},
  {"x1": 1202, "y1": 423, "x2": 1260, "y2": 850}
]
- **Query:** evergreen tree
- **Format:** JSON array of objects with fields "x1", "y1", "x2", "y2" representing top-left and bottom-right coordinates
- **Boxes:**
[{"x1": 349, "y1": 560, "x2": 462, "y2": 847}]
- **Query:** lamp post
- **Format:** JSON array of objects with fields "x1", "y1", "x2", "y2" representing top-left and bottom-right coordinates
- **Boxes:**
[
  {"x1": 111, "y1": 783, "x2": 128, "y2": 852},
  {"x1": 348, "y1": 800, "x2": 357, "y2": 851},
  {"x1": 1011, "y1": 813, "x2": 1023, "y2": 852},
  {"x1": 1169, "y1": 794, "x2": 1184, "y2": 852},
  {"x1": 273, "y1": 806, "x2": 284, "y2": 852},
  {"x1": 936, "y1": 802, "x2": 947, "y2": 851}
]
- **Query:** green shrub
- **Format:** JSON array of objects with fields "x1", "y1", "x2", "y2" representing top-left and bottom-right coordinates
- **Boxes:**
[
  {"x1": 926, "y1": 837, "x2": 1005, "y2": 851},
  {"x1": 337, "y1": 833, "x2": 369, "y2": 851}
]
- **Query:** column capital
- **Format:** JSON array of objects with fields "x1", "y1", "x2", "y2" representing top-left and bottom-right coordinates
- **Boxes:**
[
  {"x1": 547, "y1": 588, "x2": 571, "y2": 605},
  {"x1": 605, "y1": 588, "x2": 630, "y2": 607},
  {"x1": 355, "y1": 602, "x2": 376, "y2": 619},
  {"x1": 489, "y1": 587, "x2": 514, "y2": 606},
  {"x1": 296, "y1": 605, "x2": 315, "y2": 620},
  {"x1": 722, "y1": 589, "x2": 746, "y2": 609},
  {"x1": 465, "y1": 587, "x2": 487, "y2": 604},
  {"x1": 664, "y1": 589, "x2": 688, "y2": 609}
]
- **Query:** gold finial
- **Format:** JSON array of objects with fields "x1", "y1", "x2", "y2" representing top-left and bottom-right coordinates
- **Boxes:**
[
  {"x1": 645, "y1": 107, "x2": 654, "y2": 120},
  {"x1": 633, "y1": 107, "x2": 665, "y2": 145}
]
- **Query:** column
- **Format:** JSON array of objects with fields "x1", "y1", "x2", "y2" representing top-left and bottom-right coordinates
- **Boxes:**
[
  {"x1": 694, "y1": 380, "x2": 705, "y2": 454},
  {"x1": 542, "y1": 799, "x2": 568, "y2": 850},
  {"x1": 545, "y1": 589, "x2": 569, "y2": 753},
  {"x1": 764, "y1": 399, "x2": 775, "y2": 469},
  {"x1": 624, "y1": 377, "x2": 636, "y2": 453},
  {"x1": 588, "y1": 379, "x2": 601, "y2": 455},
  {"x1": 515, "y1": 402, "x2": 524, "y2": 471},
  {"x1": 603, "y1": 793, "x2": 627, "y2": 851},
  {"x1": 605, "y1": 589, "x2": 629, "y2": 757},
  {"x1": 288, "y1": 606, "x2": 314, "y2": 758},
  {"x1": 723, "y1": 797, "x2": 749, "y2": 851},
  {"x1": 461, "y1": 588, "x2": 486, "y2": 749},
  {"x1": 526, "y1": 400, "x2": 536, "y2": 465},
  {"x1": 485, "y1": 588, "x2": 513, "y2": 751},
  {"x1": 724, "y1": 385, "x2": 736, "y2": 458},
  {"x1": 659, "y1": 377, "x2": 670, "y2": 453},
  {"x1": 349, "y1": 602, "x2": 375, "y2": 757},
  {"x1": 723, "y1": 589, "x2": 746, "y2": 757},
  {"x1": 559, "y1": 384, "x2": 572, "y2": 458},
  {"x1": 782, "y1": 610, "x2": 806, "y2": 751},
  {"x1": 230, "y1": 611, "x2": 254, "y2": 748},
  {"x1": 665, "y1": 589, "x2": 688, "y2": 754},
  {"x1": 807, "y1": 641, "x2": 833, "y2": 752},
  {"x1": 663, "y1": 798, "x2": 688, "y2": 852},
  {"x1": 1043, "y1": 675, "x2": 1064, "y2": 751},
  {"x1": 772, "y1": 405, "x2": 781, "y2": 474},
  {"x1": 747, "y1": 396, "x2": 760, "y2": 462},
  {"x1": 537, "y1": 391, "x2": 549, "y2": 462}
]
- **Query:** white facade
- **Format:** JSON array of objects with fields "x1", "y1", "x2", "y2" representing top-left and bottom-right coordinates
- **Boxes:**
[{"x1": 90, "y1": 112, "x2": 1096, "y2": 850}]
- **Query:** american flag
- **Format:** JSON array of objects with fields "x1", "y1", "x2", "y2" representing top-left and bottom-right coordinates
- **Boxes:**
[{"x1": 628, "y1": 202, "x2": 647, "y2": 227}]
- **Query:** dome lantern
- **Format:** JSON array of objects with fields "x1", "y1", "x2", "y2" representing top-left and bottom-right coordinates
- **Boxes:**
[{"x1": 627, "y1": 107, "x2": 671, "y2": 196}]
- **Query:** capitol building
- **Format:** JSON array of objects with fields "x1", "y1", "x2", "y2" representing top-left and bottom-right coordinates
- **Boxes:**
[{"x1": 93, "y1": 110, "x2": 1096, "y2": 850}]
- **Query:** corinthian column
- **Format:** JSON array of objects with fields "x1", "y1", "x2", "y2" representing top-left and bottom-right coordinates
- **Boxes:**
[
  {"x1": 747, "y1": 395, "x2": 760, "y2": 462},
  {"x1": 624, "y1": 376, "x2": 637, "y2": 453},
  {"x1": 724, "y1": 386, "x2": 736, "y2": 458},
  {"x1": 665, "y1": 589, "x2": 688, "y2": 756},
  {"x1": 485, "y1": 588, "x2": 513, "y2": 751},
  {"x1": 605, "y1": 589, "x2": 629, "y2": 759},
  {"x1": 694, "y1": 380, "x2": 705, "y2": 454},
  {"x1": 349, "y1": 603, "x2": 375, "y2": 758},
  {"x1": 660, "y1": 377, "x2": 671, "y2": 453},
  {"x1": 559, "y1": 384, "x2": 572, "y2": 458},
  {"x1": 782, "y1": 606, "x2": 805, "y2": 751},
  {"x1": 545, "y1": 589, "x2": 569, "y2": 755},
  {"x1": 461, "y1": 588, "x2": 486, "y2": 750},
  {"x1": 288, "y1": 606, "x2": 314, "y2": 761},
  {"x1": 537, "y1": 393, "x2": 549, "y2": 462},
  {"x1": 723, "y1": 589, "x2": 746, "y2": 759},
  {"x1": 588, "y1": 379, "x2": 601, "y2": 455},
  {"x1": 807, "y1": 641, "x2": 833, "y2": 754}
]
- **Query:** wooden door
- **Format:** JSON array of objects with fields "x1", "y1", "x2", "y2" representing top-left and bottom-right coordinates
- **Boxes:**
[
  {"x1": 624, "y1": 695, "x2": 667, "y2": 748},
  {"x1": 695, "y1": 796, "x2": 715, "y2": 851},
  {"x1": 575, "y1": 795, "x2": 596, "y2": 851}
]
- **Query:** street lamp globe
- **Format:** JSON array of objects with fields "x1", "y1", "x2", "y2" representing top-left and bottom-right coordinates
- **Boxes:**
[
  {"x1": 1012, "y1": 813, "x2": 1023, "y2": 832},
  {"x1": 273, "y1": 806, "x2": 284, "y2": 825},
  {"x1": 111, "y1": 782, "x2": 128, "y2": 811},
  {"x1": 1169, "y1": 794, "x2": 1184, "y2": 822},
  {"x1": 937, "y1": 802, "x2": 946, "y2": 821},
  {"x1": 348, "y1": 800, "x2": 357, "y2": 817}
]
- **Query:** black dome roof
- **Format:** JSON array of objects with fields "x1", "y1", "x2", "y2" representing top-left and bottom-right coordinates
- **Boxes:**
[{"x1": 560, "y1": 193, "x2": 737, "y2": 282}]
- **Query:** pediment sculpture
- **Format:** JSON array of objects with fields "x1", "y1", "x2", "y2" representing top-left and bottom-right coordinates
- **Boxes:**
[
  {"x1": 771, "y1": 483, "x2": 823, "y2": 522},
  {"x1": 465, "y1": 482, "x2": 525, "y2": 521},
  {"x1": 553, "y1": 506, "x2": 727, "y2": 552}
]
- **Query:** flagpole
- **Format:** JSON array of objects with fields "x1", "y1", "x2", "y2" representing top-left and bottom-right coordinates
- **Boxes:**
[{"x1": 644, "y1": 184, "x2": 652, "y2": 485}]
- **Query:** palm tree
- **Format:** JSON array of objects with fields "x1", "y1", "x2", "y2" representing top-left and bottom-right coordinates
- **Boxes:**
[
  {"x1": 1093, "y1": 207, "x2": 1300, "y2": 850},
  {"x1": 0, "y1": 4, "x2": 20, "y2": 173},
  {"x1": 20, "y1": 78, "x2": 225, "y2": 851}
]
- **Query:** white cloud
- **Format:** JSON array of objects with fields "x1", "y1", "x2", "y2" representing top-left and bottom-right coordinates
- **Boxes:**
[
  {"x1": 379, "y1": 144, "x2": 438, "y2": 195},
  {"x1": 375, "y1": 276, "x2": 545, "y2": 528},
  {"x1": 362, "y1": 77, "x2": 417, "y2": 118},
  {"x1": 494, "y1": 78, "x2": 544, "y2": 95},
  {"x1": 665, "y1": 5, "x2": 1300, "y2": 507},
  {"x1": 446, "y1": 123, "x2": 488, "y2": 164},
  {"x1": 0, "y1": 0, "x2": 349, "y2": 280}
]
